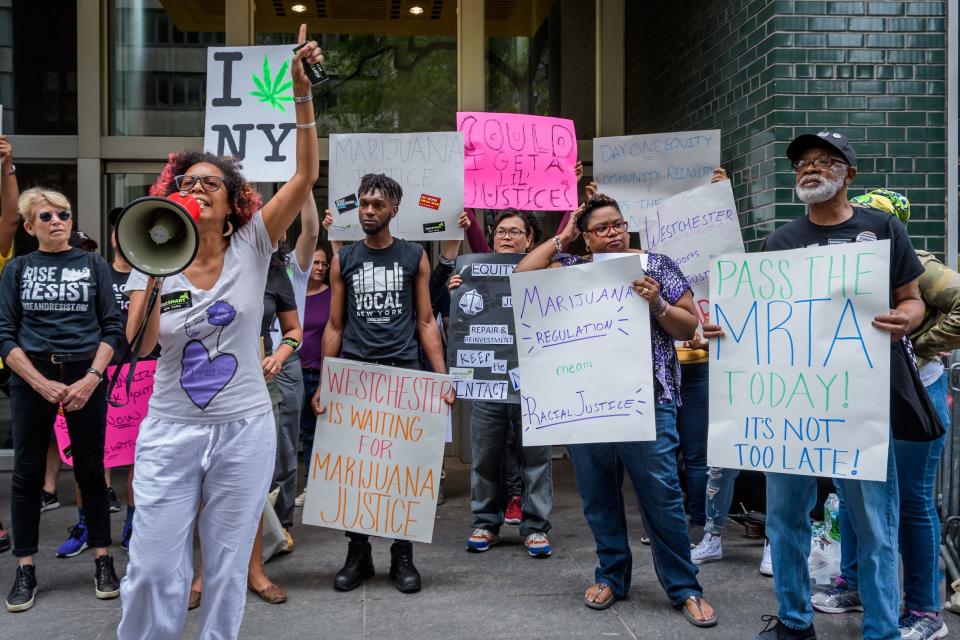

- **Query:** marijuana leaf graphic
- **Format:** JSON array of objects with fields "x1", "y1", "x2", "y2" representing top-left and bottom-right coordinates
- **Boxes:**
[{"x1": 249, "y1": 56, "x2": 293, "y2": 112}]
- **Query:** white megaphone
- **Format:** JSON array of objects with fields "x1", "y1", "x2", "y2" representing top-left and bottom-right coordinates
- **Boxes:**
[{"x1": 115, "y1": 193, "x2": 201, "y2": 277}]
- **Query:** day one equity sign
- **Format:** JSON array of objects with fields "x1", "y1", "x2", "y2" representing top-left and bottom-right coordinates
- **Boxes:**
[
  {"x1": 593, "y1": 129, "x2": 721, "y2": 231},
  {"x1": 458, "y1": 112, "x2": 578, "y2": 211},
  {"x1": 707, "y1": 242, "x2": 891, "y2": 481},
  {"x1": 302, "y1": 358, "x2": 452, "y2": 543},
  {"x1": 205, "y1": 45, "x2": 301, "y2": 181}
]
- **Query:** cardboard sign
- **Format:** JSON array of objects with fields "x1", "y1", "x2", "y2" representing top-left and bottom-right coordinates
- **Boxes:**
[
  {"x1": 593, "y1": 129, "x2": 721, "y2": 231},
  {"x1": 204, "y1": 45, "x2": 300, "y2": 181},
  {"x1": 54, "y1": 361, "x2": 157, "y2": 468},
  {"x1": 327, "y1": 132, "x2": 465, "y2": 241},
  {"x1": 509, "y1": 256, "x2": 656, "y2": 445},
  {"x1": 638, "y1": 181, "x2": 744, "y2": 324},
  {"x1": 302, "y1": 358, "x2": 452, "y2": 543},
  {"x1": 458, "y1": 112, "x2": 578, "y2": 211},
  {"x1": 707, "y1": 242, "x2": 891, "y2": 481},
  {"x1": 447, "y1": 253, "x2": 524, "y2": 403}
]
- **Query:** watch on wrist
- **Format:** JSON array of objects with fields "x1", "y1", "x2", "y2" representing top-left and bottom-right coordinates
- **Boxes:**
[
  {"x1": 3, "y1": 163, "x2": 15, "y2": 176},
  {"x1": 85, "y1": 367, "x2": 103, "y2": 382}
]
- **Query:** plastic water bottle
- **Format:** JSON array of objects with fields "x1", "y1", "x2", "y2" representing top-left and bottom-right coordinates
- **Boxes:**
[{"x1": 823, "y1": 493, "x2": 840, "y2": 541}]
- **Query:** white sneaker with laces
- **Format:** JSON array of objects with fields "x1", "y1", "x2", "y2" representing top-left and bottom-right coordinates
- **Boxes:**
[
  {"x1": 691, "y1": 532, "x2": 723, "y2": 565},
  {"x1": 759, "y1": 539, "x2": 773, "y2": 576}
]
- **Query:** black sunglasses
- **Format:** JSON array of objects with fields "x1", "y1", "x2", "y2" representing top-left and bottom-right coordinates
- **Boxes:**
[{"x1": 37, "y1": 210, "x2": 72, "y2": 223}]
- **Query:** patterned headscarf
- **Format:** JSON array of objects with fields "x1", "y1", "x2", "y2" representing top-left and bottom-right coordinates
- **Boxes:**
[{"x1": 850, "y1": 188, "x2": 911, "y2": 225}]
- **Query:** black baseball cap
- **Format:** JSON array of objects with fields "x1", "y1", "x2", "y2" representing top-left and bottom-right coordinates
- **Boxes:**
[
  {"x1": 107, "y1": 206, "x2": 124, "y2": 228},
  {"x1": 786, "y1": 130, "x2": 857, "y2": 168},
  {"x1": 69, "y1": 230, "x2": 98, "y2": 251}
]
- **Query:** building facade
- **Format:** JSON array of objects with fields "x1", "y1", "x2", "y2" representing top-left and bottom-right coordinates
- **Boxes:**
[{"x1": 0, "y1": 0, "x2": 956, "y2": 462}]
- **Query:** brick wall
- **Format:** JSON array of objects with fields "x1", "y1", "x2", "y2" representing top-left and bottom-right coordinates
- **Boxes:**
[{"x1": 625, "y1": 0, "x2": 948, "y2": 254}]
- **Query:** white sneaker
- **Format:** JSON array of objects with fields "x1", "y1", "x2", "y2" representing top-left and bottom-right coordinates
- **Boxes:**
[
  {"x1": 760, "y1": 539, "x2": 773, "y2": 576},
  {"x1": 691, "y1": 532, "x2": 723, "y2": 565},
  {"x1": 295, "y1": 490, "x2": 306, "y2": 507}
]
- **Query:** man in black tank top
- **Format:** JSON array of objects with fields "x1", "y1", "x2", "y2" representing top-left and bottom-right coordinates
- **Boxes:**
[{"x1": 311, "y1": 174, "x2": 451, "y2": 594}]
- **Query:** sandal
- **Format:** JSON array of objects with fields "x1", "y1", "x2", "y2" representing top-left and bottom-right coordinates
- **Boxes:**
[
  {"x1": 682, "y1": 595, "x2": 717, "y2": 627},
  {"x1": 248, "y1": 582, "x2": 288, "y2": 604},
  {"x1": 584, "y1": 583, "x2": 616, "y2": 610}
]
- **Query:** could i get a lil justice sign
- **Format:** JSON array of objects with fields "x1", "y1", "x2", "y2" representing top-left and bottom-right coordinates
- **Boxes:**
[
  {"x1": 301, "y1": 359, "x2": 453, "y2": 543},
  {"x1": 204, "y1": 45, "x2": 303, "y2": 181}
]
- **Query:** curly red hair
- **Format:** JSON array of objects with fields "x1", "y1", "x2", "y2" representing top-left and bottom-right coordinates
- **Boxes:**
[{"x1": 151, "y1": 151, "x2": 262, "y2": 230}]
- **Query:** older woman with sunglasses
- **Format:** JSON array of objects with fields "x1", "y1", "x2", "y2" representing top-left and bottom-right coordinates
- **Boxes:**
[
  {"x1": 116, "y1": 26, "x2": 322, "y2": 640},
  {"x1": 0, "y1": 188, "x2": 124, "y2": 613},
  {"x1": 515, "y1": 194, "x2": 717, "y2": 628}
]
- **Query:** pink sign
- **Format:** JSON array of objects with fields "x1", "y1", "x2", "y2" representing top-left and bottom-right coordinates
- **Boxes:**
[
  {"x1": 457, "y1": 112, "x2": 578, "y2": 211},
  {"x1": 54, "y1": 360, "x2": 156, "y2": 468}
]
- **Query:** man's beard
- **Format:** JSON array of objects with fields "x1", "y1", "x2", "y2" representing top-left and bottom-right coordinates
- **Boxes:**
[
  {"x1": 795, "y1": 172, "x2": 846, "y2": 204},
  {"x1": 362, "y1": 217, "x2": 390, "y2": 235}
]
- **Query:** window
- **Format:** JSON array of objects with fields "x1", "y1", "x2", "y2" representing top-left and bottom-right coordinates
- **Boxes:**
[
  {"x1": 0, "y1": 2, "x2": 77, "y2": 134},
  {"x1": 108, "y1": 0, "x2": 224, "y2": 136}
]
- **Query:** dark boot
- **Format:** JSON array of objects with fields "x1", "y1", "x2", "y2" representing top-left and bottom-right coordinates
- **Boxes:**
[
  {"x1": 389, "y1": 541, "x2": 421, "y2": 593},
  {"x1": 94, "y1": 555, "x2": 120, "y2": 599},
  {"x1": 334, "y1": 541, "x2": 374, "y2": 591}
]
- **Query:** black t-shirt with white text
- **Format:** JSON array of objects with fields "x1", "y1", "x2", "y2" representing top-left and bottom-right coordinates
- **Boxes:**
[
  {"x1": 339, "y1": 239, "x2": 422, "y2": 363},
  {"x1": 0, "y1": 248, "x2": 124, "y2": 359}
]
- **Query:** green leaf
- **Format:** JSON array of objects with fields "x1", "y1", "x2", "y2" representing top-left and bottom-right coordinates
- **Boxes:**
[
  {"x1": 251, "y1": 74, "x2": 267, "y2": 95},
  {"x1": 272, "y1": 60, "x2": 290, "y2": 93},
  {"x1": 276, "y1": 80, "x2": 293, "y2": 95}
]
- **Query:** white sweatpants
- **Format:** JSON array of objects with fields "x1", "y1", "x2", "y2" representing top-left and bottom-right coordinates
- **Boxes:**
[{"x1": 117, "y1": 410, "x2": 276, "y2": 640}]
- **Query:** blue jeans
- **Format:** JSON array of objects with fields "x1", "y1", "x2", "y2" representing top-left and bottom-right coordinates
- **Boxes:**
[
  {"x1": 676, "y1": 363, "x2": 709, "y2": 525},
  {"x1": 299, "y1": 367, "x2": 321, "y2": 487},
  {"x1": 567, "y1": 403, "x2": 702, "y2": 606},
  {"x1": 470, "y1": 401, "x2": 553, "y2": 536},
  {"x1": 703, "y1": 467, "x2": 739, "y2": 536},
  {"x1": 841, "y1": 372, "x2": 950, "y2": 614},
  {"x1": 767, "y1": 441, "x2": 899, "y2": 639}
]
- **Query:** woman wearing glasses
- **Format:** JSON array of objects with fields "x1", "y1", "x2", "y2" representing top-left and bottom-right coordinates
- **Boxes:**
[
  {"x1": 116, "y1": 28, "x2": 322, "y2": 640},
  {"x1": 514, "y1": 194, "x2": 717, "y2": 627},
  {"x1": 446, "y1": 210, "x2": 555, "y2": 558},
  {"x1": 0, "y1": 188, "x2": 124, "y2": 612}
]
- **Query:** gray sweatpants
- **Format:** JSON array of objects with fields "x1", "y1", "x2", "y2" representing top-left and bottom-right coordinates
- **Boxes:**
[
  {"x1": 271, "y1": 355, "x2": 303, "y2": 527},
  {"x1": 117, "y1": 410, "x2": 276, "y2": 640}
]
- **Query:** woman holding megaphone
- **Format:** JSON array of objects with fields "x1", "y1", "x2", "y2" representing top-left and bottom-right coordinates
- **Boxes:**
[{"x1": 116, "y1": 25, "x2": 322, "y2": 640}]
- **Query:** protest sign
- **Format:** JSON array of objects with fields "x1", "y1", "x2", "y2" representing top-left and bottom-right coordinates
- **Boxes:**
[
  {"x1": 302, "y1": 358, "x2": 452, "y2": 543},
  {"x1": 327, "y1": 132, "x2": 465, "y2": 241},
  {"x1": 54, "y1": 361, "x2": 156, "y2": 468},
  {"x1": 447, "y1": 253, "x2": 523, "y2": 403},
  {"x1": 707, "y1": 242, "x2": 891, "y2": 480},
  {"x1": 637, "y1": 180, "x2": 744, "y2": 323},
  {"x1": 593, "y1": 129, "x2": 721, "y2": 231},
  {"x1": 204, "y1": 45, "x2": 299, "y2": 181},
  {"x1": 457, "y1": 112, "x2": 578, "y2": 211},
  {"x1": 510, "y1": 256, "x2": 656, "y2": 445}
]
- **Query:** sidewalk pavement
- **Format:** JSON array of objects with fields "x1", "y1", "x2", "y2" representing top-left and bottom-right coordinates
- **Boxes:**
[{"x1": 0, "y1": 458, "x2": 886, "y2": 639}]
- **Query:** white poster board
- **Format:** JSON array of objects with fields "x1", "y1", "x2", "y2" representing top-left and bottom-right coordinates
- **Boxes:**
[
  {"x1": 707, "y1": 242, "x2": 891, "y2": 481},
  {"x1": 510, "y1": 256, "x2": 656, "y2": 445},
  {"x1": 204, "y1": 45, "x2": 299, "y2": 181},
  {"x1": 302, "y1": 358, "x2": 453, "y2": 543},
  {"x1": 637, "y1": 180, "x2": 744, "y2": 324},
  {"x1": 593, "y1": 130, "x2": 721, "y2": 232},
  {"x1": 327, "y1": 132, "x2": 465, "y2": 241}
]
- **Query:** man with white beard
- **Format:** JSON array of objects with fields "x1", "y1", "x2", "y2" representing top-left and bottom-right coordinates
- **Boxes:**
[{"x1": 704, "y1": 131, "x2": 941, "y2": 640}]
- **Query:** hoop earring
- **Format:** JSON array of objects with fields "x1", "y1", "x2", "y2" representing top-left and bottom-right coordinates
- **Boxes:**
[{"x1": 222, "y1": 220, "x2": 234, "y2": 237}]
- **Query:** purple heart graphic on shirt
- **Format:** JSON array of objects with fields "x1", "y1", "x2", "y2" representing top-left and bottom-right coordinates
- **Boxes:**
[{"x1": 180, "y1": 340, "x2": 238, "y2": 410}]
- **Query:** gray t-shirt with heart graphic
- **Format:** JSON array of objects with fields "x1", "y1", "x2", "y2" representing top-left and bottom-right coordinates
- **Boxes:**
[{"x1": 126, "y1": 211, "x2": 275, "y2": 424}]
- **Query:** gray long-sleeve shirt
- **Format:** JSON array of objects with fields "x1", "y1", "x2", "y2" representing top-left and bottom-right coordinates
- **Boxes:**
[{"x1": 0, "y1": 248, "x2": 124, "y2": 359}]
